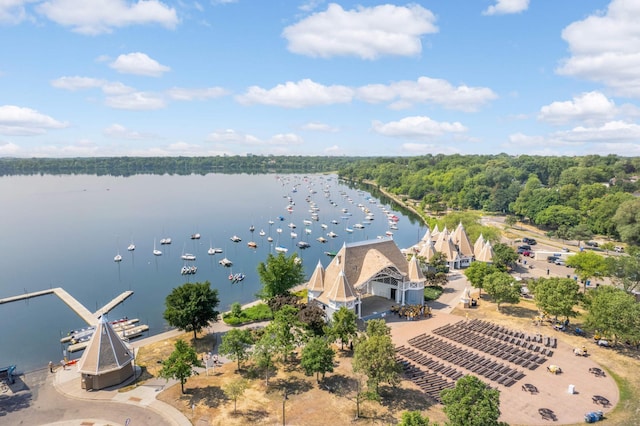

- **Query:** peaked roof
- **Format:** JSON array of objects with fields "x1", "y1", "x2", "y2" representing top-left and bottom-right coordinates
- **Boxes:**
[
  {"x1": 418, "y1": 238, "x2": 437, "y2": 261},
  {"x1": 436, "y1": 237, "x2": 460, "y2": 262},
  {"x1": 474, "y1": 234, "x2": 485, "y2": 257},
  {"x1": 324, "y1": 270, "x2": 357, "y2": 303},
  {"x1": 476, "y1": 241, "x2": 494, "y2": 263},
  {"x1": 407, "y1": 255, "x2": 426, "y2": 283},
  {"x1": 420, "y1": 228, "x2": 432, "y2": 243},
  {"x1": 452, "y1": 223, "x2": 474, "y2": 256},
  {"x1": 307, "y1": 260, "x2": 325, "y2": 293},
  {"x1": 77, "y1": 316, "x2": 134, "y2": 375}
]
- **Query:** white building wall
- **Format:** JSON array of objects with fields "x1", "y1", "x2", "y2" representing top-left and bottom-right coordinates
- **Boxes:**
[{"x1": 370, "y1": 281, "x2": 393, "y2": 299}]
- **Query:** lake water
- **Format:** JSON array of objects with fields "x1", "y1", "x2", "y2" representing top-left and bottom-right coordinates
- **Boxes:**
[{"x1": 0, "y1": 173, "x2": 425, "y2": 372}]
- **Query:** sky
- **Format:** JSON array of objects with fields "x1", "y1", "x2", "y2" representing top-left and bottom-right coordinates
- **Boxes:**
[{"x1": 1, "y1": 0, "x2": 640, "y2": 158}]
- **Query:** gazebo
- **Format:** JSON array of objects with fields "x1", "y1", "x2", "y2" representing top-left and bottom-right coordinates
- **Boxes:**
[{"x1": 76, "y1": 316, "x2": 135, "y2": 391}]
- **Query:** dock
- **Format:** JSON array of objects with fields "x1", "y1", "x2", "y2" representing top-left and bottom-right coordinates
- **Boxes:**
[
  {"x1": 0, "y1": 287, "x2": 134, "y2": 326},
  {"x1": 67, "y1": 324, "x2": 150, "y2": 353}
]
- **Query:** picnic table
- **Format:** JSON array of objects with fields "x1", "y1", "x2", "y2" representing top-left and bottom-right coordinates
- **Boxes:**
[{"x1": 589, "y1": 367, "x2": 605, "y2": 377}]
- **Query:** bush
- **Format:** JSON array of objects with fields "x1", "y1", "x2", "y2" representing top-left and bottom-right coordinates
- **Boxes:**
[
  {"x1": 222, "y1": 303, "x2": 273, "y2": 325},
  {"x1": 424, "y1": 286, "x2": 444, "y2": 301}
]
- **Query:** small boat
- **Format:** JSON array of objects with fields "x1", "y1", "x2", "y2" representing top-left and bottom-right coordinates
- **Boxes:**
[
  {"x1": 345, "y1": 227, "x2": 354, "y2": 233},
  {"x1": 305, "y1": 228, "x2": 312, "y2": 235},
  {"x1": 160, "y1": 237, "x2": 172, "y2": 245},
  {"x1": 248, "y1": 241, "x2": 257, "y2": 248},
  {"x1": 249, "y1": 225, "x2": 255, "y2": 233},
  {"x1": 208, "y1": 247, "x2": 216, "y2": 255},
  {"x1": 191, "y1": 233, "x2": 201, "y2": 240},
  {"x1": 230, "y1": 235, "x2": 242, "y2": 242},
  {"x1": 385, "y1": 231, "x2": 393, "y2": 237},
  {"x1": 327, "y1": 231, "x2": 338, "y2": 238},
  {"x1": 127, "y1": 242, "x2": 135, "y2": 251},
  {"x1": 321, "y1": 223, "x2": 328, "y2": 229},
  {"x1": 267, "y1": 236, "x2": 274, "y2": 242},
  {"x1": 259, "y1": 229, "x2": 266, "y2": 237},
  {"x1": 288, "y1": 222, "x2": 296, "y2": 229},
  {"x1": 303, "y1": 219, "x2": 312, "y2": 226},
  {"x1": 331, "y1": 219, "x2": 339, "y2": 225},
  {"x1": 275, "y1": 245, "x2": 288, "y2": 253},
  {"x1": 229, "y1": 273, "x2": 245, "y2": 283},
  {"x1": 181, "y1": 253, "x2": 196, "y2": 261},
  {"x1": 153, "y1": 239, "x2": 162, "y2": 256},
  {"x1": 317, "y1": 237, "x2": 327, "y2": 243},
  {"x1": 219, "y1": 257, "x2": 233, "y2": 267},
  {"x1": 354, "y1": 223, "x2": 365, "y2": 229},
  {"x1": 290, "y1": 232, "x2": 297, "y2": 239},
  {"x1": 276, "y1": 228, "x2": 283, "y2": 234},
  {"x1": 181, "y1": 265, "x2": 198, "y2": 275},
  {"x1": 114, "y1": 252, "x2": 122, "y2": 262},
  {"x1": 325, "y1": 251, "x2": 337, "y2": 257},
  {"x1": 297, "y1": 241, "x2": 311, "y2": 249}
]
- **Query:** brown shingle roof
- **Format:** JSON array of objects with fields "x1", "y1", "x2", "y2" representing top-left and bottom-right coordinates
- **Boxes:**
[
  {"x1": 453, "y1": 223, "x2": 474, "y2": 256},
  {"x1": 307, "y1": 260, "x2": 325, "y2": 293},
  {"x1": 77, "y1": 316, "x2": 134, "y2": 375}
]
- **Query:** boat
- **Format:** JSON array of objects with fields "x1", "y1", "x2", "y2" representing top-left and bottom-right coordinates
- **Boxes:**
[
  {"x1": 229, "y1": 273, "x2": 245, "y2": 284},
  {"x1": 288, "y1": 222, "x2": 296, "y2": 229},
  {"x1": 290, "y1": 232, "x2": 297, "y2": 239},
  {"x1": 114, "y1": 252, "x2": 122, "y2": 262},
  {"x1": 305, "y1": 228, "x2": 312, "y2": 235},
  {"x1": 321, "y1": 223, "x2": 328, "y2": 229},
  {"x1": 127, "y1": 241, "x2": 135, "y2": 251},
  {"x1": 297, "y1": 241, "x2": 311, "y2": 249},
  {"x1": 327, "y1": 231, "x2": 338, "y2": 238},
  {"x1": 275, "y1": 245, "x2": 288, "y2": 253},
  {"x1": 303, "y1": 219, "x2": 312, "y2": 226},
  {"x1": 181, "y1": 265, "x2": 197, "y2": 275},
  {"x1": 219, "y1": 257, "x2": 233, "y2": 267},
  {"x1": 249, "y1": 225, "x2": 255, "y2": 233},
  {"x1": 331, "y1": 219, "x2": 339, "y2": 225},
  {"x1": 316, "y1": 237, "x2": 327, "y2": 243},
  {"x1": 208, "y1": 247, "x2": 216, "y2": 255},
  {"x1": 267, "y1": 236, "x2": 274, "y2": 242},
  {"x1": 191, "y1": 233, "x2": 201, "y2": 240},
  {"x1": 354, "y1": 223, "x2": 365, "y2": 229},
  {"x1": 160, "y1": 237, "x2": 172, "y2": 245},
  {"x1": 230, "y1": 235, "x2": 242, "y2": 242},
  {"x1": 153, "y1": 239, "x2": 162, "y2": 256},
  {"x1": 247, "y1": 241, "x2": 257, "y2": 248},
  {"x1": 181, "y1": 253, "x2": 196, "y2": 261},
  {"x1": 259, "y1": 229, "x2": 266, "y2": 237},
  {"x1": 325, "y1": 251, "x2": 337, "y2": 257},
  {"x1": 345, "y1": 227, "x2": 354, "y2": 233}
]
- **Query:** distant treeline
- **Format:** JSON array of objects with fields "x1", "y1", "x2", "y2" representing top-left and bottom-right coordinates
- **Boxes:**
[
  {"x1": 337, "y1": 154, "x2": 640, "y2": 245},
  {"x1": 0, "y1": 155, "x2": 359, "y2": 177}
]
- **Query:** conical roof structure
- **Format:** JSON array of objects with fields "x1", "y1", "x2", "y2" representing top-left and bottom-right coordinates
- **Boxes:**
[
  {"x1": 418, "y1": 238, "x2": 437, "y2": 262},
  {"x1": 325, "y1": 270, "x2": 357, "y2": 303},
  {"x1": 476, "y1": 241, "x2": 494, "y2": 263},
  {"x1": 453, "y1": 223, "x2": 474, "y2": 256},
  {"x1": 474, "y1": 234, "x2": 485, "y2": 257},
  {"x1": 77, "y1": 316, "x2": 134, "y2": 375},
  {"x1": 307, "y1": 259, "x2": 325, "y2": 293},
  {"x1": 407, "y1": 255, "x2": 426, "y2": 283}
]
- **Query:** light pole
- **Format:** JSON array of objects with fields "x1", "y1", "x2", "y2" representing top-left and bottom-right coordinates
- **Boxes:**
[{"x1": 282, "y1": 389, "x2": 288, "y2": 426}]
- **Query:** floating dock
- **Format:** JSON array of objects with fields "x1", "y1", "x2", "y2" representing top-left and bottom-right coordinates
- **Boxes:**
[
  {"x1": 0, "y1": 287, "x2": 134, "y2": 326},
  {"x1": 67, "y1": 324, "x2": 149, "y2": 353}
]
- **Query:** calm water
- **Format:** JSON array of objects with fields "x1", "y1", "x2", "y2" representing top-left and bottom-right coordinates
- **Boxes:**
[{"x1": 0, "y1": 173, "x2": 424, "y2": 372}]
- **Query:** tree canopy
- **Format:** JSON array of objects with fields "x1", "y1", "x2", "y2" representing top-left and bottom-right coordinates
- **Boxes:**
[
  {"x1": 256, "y1": 252, "x2": 306, "y2": 299},
  {"x1": 300, "y1": 336, "x2": 335, "y2": 382},
  {"x1": 353, "y1": 319, "x2": 401, "y2": 395},
  {"x1": 583, "y1": 285, "x2": 640, "y2": 346},
  {"x1": 483, "y1": 271, "x2": 521, "y2": 310},
  {"x1": 331, "y1": 306, "x2": 358, "y2": 350},
  {"x1": 440, "y1": 375, "x2": 504, "y2": 426},
  {"x1": 163, "y1": 281, "x2": 220, "y2": 340},
  {"x1": 219, "y1": 328, "x2": 254, "y2": 371},
  {"x1": 529, "y1": 277, "x2": 581, "y2": 321},
  {"x1": 158, "y1": 339, "x2": 203, "y2": 394}
]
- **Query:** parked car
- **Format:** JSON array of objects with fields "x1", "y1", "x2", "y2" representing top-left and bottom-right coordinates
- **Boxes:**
[
  {"x1": 547, "y1": 255, "x2": 559, "y2": 263},
  {"x1": 555, "y1": 258, "x2": 566, "y2": 266},
  {"x1": 522, "y1": 251, "x2": 532, "y2": 257},
  {"x1": 586, "y1": 241, "x2": 599, "y2": 247},
  {"x1": 615, "y1": 246, "x2": 624, "y2": 253},
  {"x1": 523, "y1": 237, "x2": 537, "y2": 245},
  {"x1": 518, "y1": 244, "x2": 531, "y2": 251}
]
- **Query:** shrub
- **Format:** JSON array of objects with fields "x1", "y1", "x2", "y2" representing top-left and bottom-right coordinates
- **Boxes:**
[{"x1": 424, "y1": 286, "x2": 444, "y2": 301}]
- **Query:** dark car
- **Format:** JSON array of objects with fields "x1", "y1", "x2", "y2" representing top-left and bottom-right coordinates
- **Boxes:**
[
  {"x1": 547, "y1": 255, "x2": 559, "y2": 263},
  {"x1": 523, "y1": 237, "x2": 537, "y2": 245},
  {"x1": 586, "y1": 241, "x2": 599, "y2": 247},
  {"x1": 518, "y1": 244, "x2": 531, "y2": 251}
]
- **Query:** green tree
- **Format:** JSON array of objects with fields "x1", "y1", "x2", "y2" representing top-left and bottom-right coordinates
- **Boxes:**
[
  {"x1": 534, "y1": 205, "x2": 580, "y2": 230},
  {"x1": 613, "y1": 198, "x2": 640, "y2": 245},
  {"x1": 491, "y1": 243, "x2": 519, "y2": 271},
  {"x1": 163, "y1": 281, "x2": 220, "y2": 340},
  {"x1": 219, "y1": 328, "x2": 254, "y2": 371},
  {"x1": 440, "y1": 375, "x2": 504, "y2": 426},
  {"x1": 606, "y1": 255, "x2": 640, "y2": 293},
  {"x1": 223, "y1": 378, "x2": 248, "y2": 414},
  {"x1": 257, "y1": 252, "x2": 306, "y2": 299},
  {"x1": 398, "y1": 410, "x2": 435, "y2": 426},
  {"x1": 530, "y1": 277, "x2": 580, "y2": 321},
  {"x1": 253, "y1": 330, "x2": 278, "y2": 386},
  {"x1": 504, "y1": 215, "x2": 518, "y2": 229},
  {"x1": 583, "y1": 285, "x2": 640, "y2": 346},
  {"x1": 429, "y1": 251, "x2": 450, "y2": 274},
  {"x1": 298, "y1": 303, "x2": 327, "y2": 336},
  {"x1": 464, "y1": 261, "x2": 496, "y2": 296},
  {"x1": 158, "y1": 339, "x2": 203, "y2": 394},
  {"x1": 331, "y1": 306, "x2": 358, "y2": 350},
  {"x1": 565, "y1": 251, "x2": 608, "y2": 290},
  {"x1": 365, "y1": 318, "x2": 391, "y2": 337},
  {"x1": 300, "y1": 336, "x2": 335, "y2": 382},
  {"x1": 268, "y1": 304, "x2": 302, "y2": 362},
  {"x1": 353, "y1": 324, "x2": 401, "y2": 395},
  {"x1": 483, "y1": 271, "x2": 521, "y2": 311}
]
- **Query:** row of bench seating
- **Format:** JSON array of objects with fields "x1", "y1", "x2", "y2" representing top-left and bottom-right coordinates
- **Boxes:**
[
  {"x1": 398, "y1": 359, "x2": 455, "y2": 403},
  {"x1": 396, "y1": 346, "x2": 464, "y2": 381},
  {"x1": 459, "y1": 319, "x2": 557, "y2": 348}
]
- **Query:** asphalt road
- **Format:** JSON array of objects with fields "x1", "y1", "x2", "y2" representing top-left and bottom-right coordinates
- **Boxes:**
[{"x1": 0, "y1": 369, "x2": 172, "y2": 426}]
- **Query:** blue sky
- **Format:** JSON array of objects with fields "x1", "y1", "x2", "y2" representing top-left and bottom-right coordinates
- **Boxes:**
[{"x1": 1, "y1": 0, "x2": 639, "y2": 157}]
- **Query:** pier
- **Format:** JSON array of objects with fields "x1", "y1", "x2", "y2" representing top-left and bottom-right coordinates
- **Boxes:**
[{"x1": 0, "y1": 287, "x2": 134, "y2": 326}]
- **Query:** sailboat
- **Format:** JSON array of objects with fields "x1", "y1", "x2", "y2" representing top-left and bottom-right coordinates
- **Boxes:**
[
  {"x1": 208, "y1": 240, "x2": 216, "y2": 255},
  {"x1": 153, "y1": 239, "x2": 162, "y2": 256},
  {"x1": 127, "y1": 238, "x2": 136, "y2": 251},
  {"x1": 114, "y1": 251, "x2": 122, "y2": 262}
]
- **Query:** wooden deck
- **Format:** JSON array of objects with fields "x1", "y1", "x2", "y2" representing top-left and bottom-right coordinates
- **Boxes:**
[{"x1": 0, "y1": 287, "x2": 134, "y2": 326}]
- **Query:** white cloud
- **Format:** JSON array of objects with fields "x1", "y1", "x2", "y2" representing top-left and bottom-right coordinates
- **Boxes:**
[
  {"x1": 557, "y1": 0, "x2": 640, "y2": 97},
  {"x1": 324, "y1": 144, "x2": 344, "y2": 155},
  {"x1": 357, "y1": 76, "x2": 497, "y2": 111},
  {"x1": 269, "y1": 133, "x2": 304, "y2": 145},
  {"x1": 0, "y1": 0, "x2": 34, "y2": 24},
  {"x1": 50, "y1": 76, "x2": 106, "y2": 90},
  {"x1": 538, "y1": 91, "x2": 617, "y2": 125},
  {"x1": 482, "y1": 0, "x2": 529, "y2": 16},
  {"x1": 166, "y1": 86, "x2": 229, "y2": 100},
  {"x1": 554, "y1": 120, "x2": 640, "y2": 143},
  {"x1": 282, "y1": 3, "x2": 438, "y2": 59},
  {"x1": 237, "y1": 79, "x2": 353, "y2": 108},
  {"x1": 0, "y1": 141, "x2": 21, "y2": 155},
  {"x1": 401, "y1": 143, "x2": 461, "y2": 155},
  {"x1": 37, "y1": 0, "x2": 179, "y2": 35},
  {"x1": 0, "y1": 105, "x2": 68, "y2": 135},
  {"x1": 110, "y1": 52, "x2": 170, "y2": 77},
  {"x1": 207, "y1": 129, "x2": 261, "y2": 145},
  {"x1": 103, "y1": 123, "x2": 154, "y2": 139},
  {"x1": 372, "y1": 116, "x2": 467, "y2": 139},
  {"x1": 301, "y1": 121, "x2": 338, "y2": 132},
  {"x1": 105, "y1": 92, "x2": 166, "y2": 110}
]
